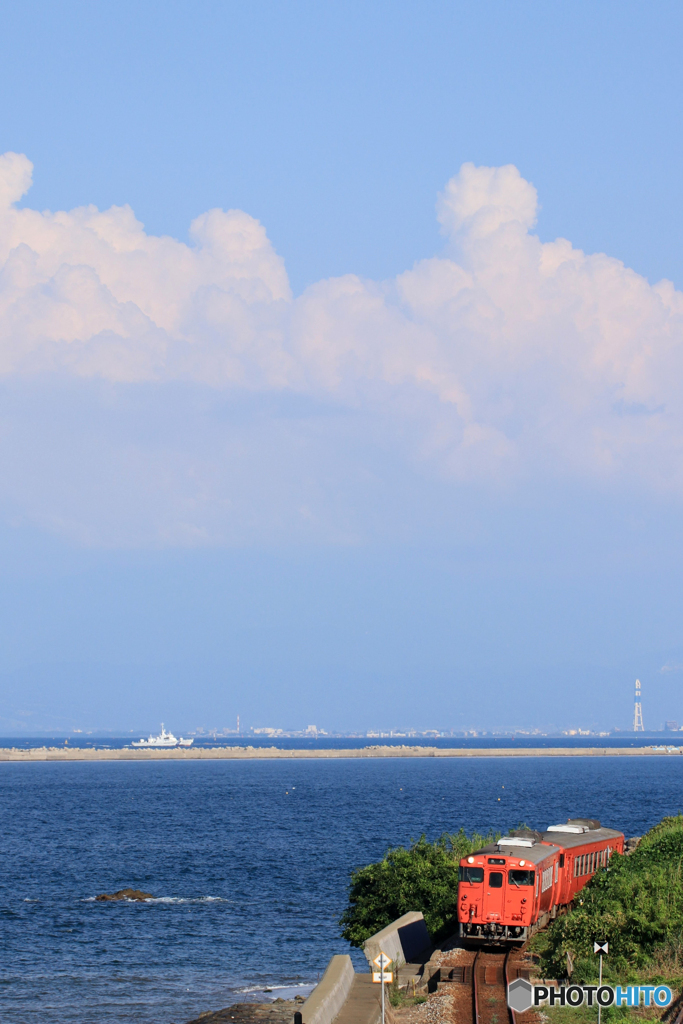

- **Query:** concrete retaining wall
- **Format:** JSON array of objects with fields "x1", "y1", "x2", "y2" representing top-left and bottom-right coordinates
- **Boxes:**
[
  {"x1": 301, "y1": 954, "x2": 355, "y2": 1024},
  {"x1": 363, "y1": 911, "x2": 431, "y2": 968}
]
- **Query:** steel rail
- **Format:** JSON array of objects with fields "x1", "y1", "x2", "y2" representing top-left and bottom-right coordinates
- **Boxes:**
[
  {"x1": 504, "y1": 948, "x2": 515, "y2": 1024},
  {"x1": 472, "y1": 950, "x2": 481, "y2": 1024}
]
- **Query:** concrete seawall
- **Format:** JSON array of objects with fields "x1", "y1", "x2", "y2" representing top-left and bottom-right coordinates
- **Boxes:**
[
  {"x1": 301, "y1": 955, "x2": 355, "y2": 1024},
  {"x1": 0, "y1": 745, "x2": 681, "y2": 762},
  {"x1": 363, "y1": 911, "x2": 431, "y2": 969}
]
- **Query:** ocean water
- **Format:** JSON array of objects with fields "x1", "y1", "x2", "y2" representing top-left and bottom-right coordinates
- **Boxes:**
[{"x1": 1, "y1": 755, "x2": 682, "y2": 1023}]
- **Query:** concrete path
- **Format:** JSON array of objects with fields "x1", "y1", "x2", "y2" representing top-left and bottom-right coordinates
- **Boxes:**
[{"x1": 332, "y1": 975, "x2": 382, "y2": 1024}]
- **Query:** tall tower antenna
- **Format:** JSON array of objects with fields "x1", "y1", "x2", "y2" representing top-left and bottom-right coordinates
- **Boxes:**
[{"x1": 633, "y1": 679, "x2": 644, "y2": 732}]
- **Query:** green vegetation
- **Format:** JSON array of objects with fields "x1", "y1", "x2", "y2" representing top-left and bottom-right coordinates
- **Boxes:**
[
  {"x1": 339, "y1": 829, "x2": 499, "y2": 948},
  {"x1": 538, "y1": 815, "x2": 683, "y2": 985},
  {"x1": 388, "y1": 988, "x2": 427, "y2": 1009},
  {"x1": 542, "y1": 1003, "x2": 660, "y2": 1024}
]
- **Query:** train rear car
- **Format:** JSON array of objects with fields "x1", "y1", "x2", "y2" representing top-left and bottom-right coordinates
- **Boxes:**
[{"x1": 544, "y1": 818, "x2": 624, "y2": 904}]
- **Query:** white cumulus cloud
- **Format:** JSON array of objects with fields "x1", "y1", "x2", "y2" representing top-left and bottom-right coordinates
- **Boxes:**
[{"x1": 0, "y1": 152, "x2": 682, "y2": 544}]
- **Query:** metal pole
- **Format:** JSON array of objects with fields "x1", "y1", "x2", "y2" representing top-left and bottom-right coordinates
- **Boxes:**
[
  {"x1": 381, "y1": 961, "x2": 385, "y2": 1024},
  {"x1": 598, "y1": 954, "x2": 603, "y2": 1024}
]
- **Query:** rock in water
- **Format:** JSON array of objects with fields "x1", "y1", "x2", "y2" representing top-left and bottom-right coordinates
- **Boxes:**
[{"x1": 95, "y1": 888, "x2": 153, "y2": 901}]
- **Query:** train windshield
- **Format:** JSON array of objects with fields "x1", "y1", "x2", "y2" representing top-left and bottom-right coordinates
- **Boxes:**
[
  {"x1": 508, "y1": 869, "x2": 535, "y2": 886},
  {"x1": 459, "y1": 866, "x2": 484, "y2": 883}
]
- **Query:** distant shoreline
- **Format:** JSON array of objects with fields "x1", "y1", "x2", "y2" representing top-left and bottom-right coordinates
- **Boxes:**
[{"x1": 0, "y1": 744, "x2": 682, "y2": 762}]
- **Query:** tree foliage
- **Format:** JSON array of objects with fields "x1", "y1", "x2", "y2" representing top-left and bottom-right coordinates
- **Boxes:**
[
  {"x1": 339, "y1": 829, "x2": 498, "y2": 948},
  {"x1": 539, "y1": 815, "x2": 683, "y2": 981}
]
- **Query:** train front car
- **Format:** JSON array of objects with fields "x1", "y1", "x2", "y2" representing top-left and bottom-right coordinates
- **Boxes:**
[{"x1": 457, "y1": 831, "x2": 561, "y2": 944}]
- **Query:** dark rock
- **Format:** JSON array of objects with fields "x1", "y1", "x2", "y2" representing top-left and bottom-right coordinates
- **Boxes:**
[
  {"x1": 184, "y1": 1001, "x2": 299, "y2": 1024},
  {"x1": 625, "y1": 836, "x2": 641, "y2": 854},
  {"x1": 95, "y1": 888, "x2": 153, "y2": 901}
]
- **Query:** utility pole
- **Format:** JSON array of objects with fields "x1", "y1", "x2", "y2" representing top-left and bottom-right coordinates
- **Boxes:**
[{"x1": 633, "y1": 679, "x2": 644, "y2": 732}]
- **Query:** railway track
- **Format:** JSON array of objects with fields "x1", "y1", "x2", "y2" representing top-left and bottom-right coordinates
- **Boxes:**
[
  {"x1": 437, "y1": 945, "x2": 533, "y2": 1024},
  {"x1": 473, "y1": 950, "x2": 513, "y2": 1024}
]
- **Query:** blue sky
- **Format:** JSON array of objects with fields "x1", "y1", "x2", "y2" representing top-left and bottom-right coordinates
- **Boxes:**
[{"x1": 1, "y1": 1, "x2": 682, "y2": 734}]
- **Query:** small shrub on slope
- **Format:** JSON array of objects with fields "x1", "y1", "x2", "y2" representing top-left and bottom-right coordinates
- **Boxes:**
[
  {"x1": 540, "y1": 816, "x2": 683, "y2": 982},
  {"x1": 339, "y1": 829, "x2": 498, "y2": 948}
]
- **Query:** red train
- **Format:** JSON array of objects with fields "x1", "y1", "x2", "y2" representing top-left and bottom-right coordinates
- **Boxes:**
[{"x1": 457, "y1": 818, "x2": 624, "y2": 943}]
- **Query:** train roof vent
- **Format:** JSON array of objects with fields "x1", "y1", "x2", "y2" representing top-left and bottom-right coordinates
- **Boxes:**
[
  {"x1": 509, "y1": 829, "x2": 544, "y2": 843},
  {"x1": 498, "y1": 836, "x2": 536, "y2": 847},
  {"x1": 568, "y1": 818, "x2": 601, "y2": 830},
  {"x1": 546, "y1": 824, "x2": 588, "y2": 833}
]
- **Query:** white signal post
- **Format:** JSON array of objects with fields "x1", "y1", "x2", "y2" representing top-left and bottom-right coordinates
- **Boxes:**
[
  {"x1": 594, "y1": 941, "x2": 609, "y2": 1024},
  {"x1": 372, "y1": 952, "x2": 393, "y2": 1024}
]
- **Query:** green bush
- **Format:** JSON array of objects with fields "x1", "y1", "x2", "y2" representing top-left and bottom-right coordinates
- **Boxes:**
[
  {"x1": 539, "y1": 815, "x2": 683, "y2": 981},
  {"x1": 339, "y1": 829, "x2": 498, "y2": 948}
]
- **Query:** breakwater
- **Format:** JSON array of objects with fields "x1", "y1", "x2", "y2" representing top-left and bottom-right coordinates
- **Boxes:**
[{"x1": 0, "y1": 744, "x2": 681, "y2": 761}]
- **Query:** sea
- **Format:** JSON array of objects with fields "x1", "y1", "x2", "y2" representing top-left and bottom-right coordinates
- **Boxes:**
[{"x1": 1, "y1": 751, "x2": 682, "y2": 1023}]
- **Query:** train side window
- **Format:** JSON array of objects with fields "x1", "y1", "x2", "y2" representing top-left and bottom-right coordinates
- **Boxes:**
[
  {"x1": 458, "y1": 866, "x2": 484, "y2": 883},
  {"x1": 508, "y1": 869, "x2": 535, "y2": 886},
  {"x1": 559, "y1": 854, "x2": 565, "y2": 868},
  {"x1": 488, "y1": 872, "x2": 503, "y2": 887},
  {"x1": 573, "y1": 857, "x2": 578, "y2": 877}
]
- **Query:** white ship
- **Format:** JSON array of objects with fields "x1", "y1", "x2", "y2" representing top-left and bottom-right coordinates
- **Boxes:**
[{"x1": 131, "y1": 724, "x2": 194, "y2": 748}]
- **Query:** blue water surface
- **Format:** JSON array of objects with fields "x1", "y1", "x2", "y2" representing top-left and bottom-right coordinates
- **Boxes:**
[{"x1": 1, "y1": 756, "x2": 682, "y2": 1023}]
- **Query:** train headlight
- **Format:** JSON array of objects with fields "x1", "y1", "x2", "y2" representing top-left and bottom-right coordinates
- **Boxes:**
[
  {"x1": 467, "y1": 856, "x2": 474, "y2": 864},
  {"x1": 519, "y1": 860, "x2": 525, "y2": 866}
]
